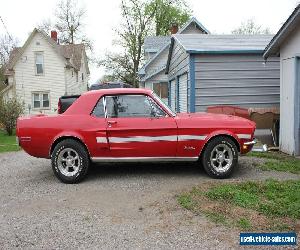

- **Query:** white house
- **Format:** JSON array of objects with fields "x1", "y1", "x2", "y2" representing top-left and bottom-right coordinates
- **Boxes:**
[
  {"x1": 264, "y1": 4, "x2": 300, "y2": 156},
  {"x1": 139, "y1": 17, "x2": 210, "y2": 103},
  {"x1": 1, "y1": 28, "x2": 90, "y2": 114}
]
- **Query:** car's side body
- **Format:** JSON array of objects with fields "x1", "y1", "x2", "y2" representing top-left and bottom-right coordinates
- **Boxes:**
[{"x1": 17, "y1": 88, "x2": 256, "y2": 162}]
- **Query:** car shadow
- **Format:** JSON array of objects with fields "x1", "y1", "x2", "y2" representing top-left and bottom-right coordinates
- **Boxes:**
[{"x1": 85, "y1": 161, "x2": 206, "y2": 182}]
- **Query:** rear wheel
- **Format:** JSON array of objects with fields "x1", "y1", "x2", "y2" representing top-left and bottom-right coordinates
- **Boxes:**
[
  {"x1": 201, "y1": 136, "x2": 238, "y2": 178},
  {"x1": 51, "y1": 139, "x2": 90, "y2": 184}
]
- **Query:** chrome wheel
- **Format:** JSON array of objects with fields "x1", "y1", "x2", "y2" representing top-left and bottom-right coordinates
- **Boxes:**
[
  {"x1": 210, "y1": 144, "x2": 233, "y2": 173},
  {"x1": 57, "y1": 148, "x2": 80, "y2": 177}
]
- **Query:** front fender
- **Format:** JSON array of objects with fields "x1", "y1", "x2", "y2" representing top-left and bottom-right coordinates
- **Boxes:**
[{"x1": 198, "y1": 130, "x2": 241, "y2": 156}]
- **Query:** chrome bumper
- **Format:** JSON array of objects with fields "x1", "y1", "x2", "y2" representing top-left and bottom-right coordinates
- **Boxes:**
[{"x1": 244, "y1": 139, "x2": 257, "y2": 145}]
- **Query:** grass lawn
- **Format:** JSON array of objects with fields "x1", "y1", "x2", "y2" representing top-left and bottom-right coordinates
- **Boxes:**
[
  {"x1": 178, "y1": 179, "x2": 300, "y2": 231},
  {"x1": 0, "y1": 129, "x2": 20, "y2": 153},
  {"x1": 247, "y1": 151, "x2": 300, "y2": 174}
]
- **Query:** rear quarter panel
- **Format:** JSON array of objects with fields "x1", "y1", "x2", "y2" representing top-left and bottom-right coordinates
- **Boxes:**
[{"x1": 17, "y1": 114, "x2": 106, "y2": 158}]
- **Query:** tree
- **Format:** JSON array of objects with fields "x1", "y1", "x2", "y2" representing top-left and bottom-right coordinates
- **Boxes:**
[
  {"x1": 146, "y1": 0, "x2": 191, "y2": 36},
  {"x1": 98, "y1": 52, "x2": 135, "y2": 84},
  {"x1": 0, "y1": 95, "x2": 24, "y2": 136},
  {"x1": 101, "y1": 0, "x2": 191, "y2": 86},
  {"x1": 232, "y1": 19, "x2": 271, "y2": 35},
  {"x1": 38, "y1": 0, "x2": 93, "y2": 51},
  {"x1": 0, "y1": 34, "x2": 18, "y2": 85}
]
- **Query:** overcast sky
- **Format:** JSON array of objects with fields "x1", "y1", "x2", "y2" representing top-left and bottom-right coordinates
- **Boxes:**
[{"x1": 1, "y1": 0, "x2": 299, "y2": 84}]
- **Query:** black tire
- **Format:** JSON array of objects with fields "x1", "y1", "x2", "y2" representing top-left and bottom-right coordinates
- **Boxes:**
[
  {"x1": 201, "y1": 136, "x2": 238, "y2": 178},
  {"x1": 51, "y1": 139, "x2": 90, "y2": 184}
]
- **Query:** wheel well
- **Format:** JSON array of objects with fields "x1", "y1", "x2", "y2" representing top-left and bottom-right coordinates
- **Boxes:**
[
  {"x1": 200, "y1": 134, "x2": 240, "y2": 158},
  {"x1": 50, "y1": 136, "x2": 90, "y2": 158}
]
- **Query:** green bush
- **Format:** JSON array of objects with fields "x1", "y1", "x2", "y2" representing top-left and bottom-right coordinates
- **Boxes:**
[{"x1": 0, "y1": 95, "x2": 24, "y2": 135}]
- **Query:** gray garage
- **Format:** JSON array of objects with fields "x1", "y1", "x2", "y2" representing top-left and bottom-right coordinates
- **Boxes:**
[
  {"x1": 264, "y1": 4, "x2": 300, "y2": 156},
  {"x1": 166, "y1": 34, "x2": 280, "y2": 113}
]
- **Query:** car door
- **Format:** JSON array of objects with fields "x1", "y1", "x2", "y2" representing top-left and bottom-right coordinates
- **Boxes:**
[{"x1": 105, "y1": 94, "x2": 178, "y2": 158}]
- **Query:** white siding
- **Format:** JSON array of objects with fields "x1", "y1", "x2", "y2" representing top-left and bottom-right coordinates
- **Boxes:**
[
  {"x1": 14, "y1": 32, "x2": 66, "y2": 114},
  {"x1": 178, "y1": 73, "x2": 188, "y2": 112},
  {"x1": 280, "y1": 58, "x2": 295, "y2": 154},
  {"x1": 143, "y1": 46, "x2": 169, "y2": 90},
  {"x1": 65, "y1": 52, "x2": 89, "y2": 95},
  {"x1": 170, "y1": 79, "x2": 176, "y2": 110},
  {"x1": 279, "y1": 24, "x2": 300, "y2": 155}
]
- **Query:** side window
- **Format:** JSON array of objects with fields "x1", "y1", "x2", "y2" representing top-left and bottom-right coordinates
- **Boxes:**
[
  {"x1": 92, "y1": 97, "x2": 105, "y2": 117},
  {"x1": 105, "y1": 95, "x2": 166, "y2": 118},
  {"x1": 147, "y1": 97, "x2": 166, "y2": 117}
]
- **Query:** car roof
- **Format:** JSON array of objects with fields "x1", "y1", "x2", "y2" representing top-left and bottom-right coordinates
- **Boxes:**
[{"x1": 83, "y1": 88, "x2": 152, "y2": 97}]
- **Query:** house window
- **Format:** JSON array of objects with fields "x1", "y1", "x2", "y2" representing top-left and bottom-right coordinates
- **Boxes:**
[
  {"x1": 76, "y1": 72, "x2": 78, "y2": 82},
  {"x1": 32, "y1": 92, "x2": 50, "y2": 109},
  {"x1": 153, "y1": 82, "x2": 168, "y2": 99},
  {"x1": 71, "y1": 70, "x2": 74, "y2": 77},
  {"x1": 81, "y1": 73, "x2": 84, "y2": 82},
  {"x1": 35, "y1": 52, "x2": 44, "y2": 75}
]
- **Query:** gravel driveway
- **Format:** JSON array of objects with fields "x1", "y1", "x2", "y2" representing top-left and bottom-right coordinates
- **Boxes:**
[{"x1": 0, "y1": 151, "x2": 299, "y2": 249}]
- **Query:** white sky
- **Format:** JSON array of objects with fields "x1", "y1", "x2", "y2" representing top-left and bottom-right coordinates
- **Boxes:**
[{"x1": 0, "y1": 0, "x2": 299, "y2": 84}]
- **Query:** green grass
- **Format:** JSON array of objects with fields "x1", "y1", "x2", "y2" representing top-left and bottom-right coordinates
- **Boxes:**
[
  {"x1": 236, "y1": 217, "x2": 252, "y2": 230},
  {"x1": 0, "y1": 130, "x2": 20, "y2": 153},
  {"x1": 205, "y1": 180, "x2": 300, "y2": 218},
  {"x1": 178, "y1": 179, "x2": 300, "y2": 231},
  {"x1": 177, "y1": 194, "x2": 194, "y2": 210},
  {"x1": 248, "y1": 151, "x2": 300, "y2": 174}
]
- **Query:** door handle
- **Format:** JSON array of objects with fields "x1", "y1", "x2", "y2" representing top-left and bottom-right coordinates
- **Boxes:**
[{"x1": 107, "y1": 120, "x2": 117, "y2": 127}]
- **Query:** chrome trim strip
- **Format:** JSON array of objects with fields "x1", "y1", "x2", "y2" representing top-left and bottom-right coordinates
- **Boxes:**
[
  {"x1": 109, "y1": 135, "x2": 177, "y2": 143},
  {"x1": 237, "y1": 134, "x2": 252, "y2": 139},
  {"x1": 91, "y1": 157, "x2": 199, "y2": 163},
  {"x1": 96, "y1": 137, "x2": 108, "y2": 143},
  {"x1": 96, "y1": 135, "x2": 207, "y2": 143},
  {"x1": 178, "y1": 135, "x2": 206, "y2": 141}
]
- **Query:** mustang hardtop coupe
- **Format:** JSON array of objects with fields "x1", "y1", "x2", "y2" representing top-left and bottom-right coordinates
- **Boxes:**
[{"x1": 17, "y1": 88, "x2": 256, "y2": 183}]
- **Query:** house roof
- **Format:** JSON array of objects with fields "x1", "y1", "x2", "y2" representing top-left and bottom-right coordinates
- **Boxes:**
[
  {"x1": 144, "y1": 36, "x2": 170, "y2": 53},
  {"x1": 143, "y1": 17, "x2": 209, "y2": 54},
  {"x1": 140, "y1": 17, "x2": 210, "y2": 79},
  {"x1": 173, "y1": 34, "x2": 273, "y2": 53},
  {"x1": 5, "y1": 28, "x2": 89, "y2": 75},
  {"x1": 166, "y1": 34, "x2": 273, "y2": 73},
  {"x1": 263, "y1": 4, "x2": 300, "y2": 59},
  {"x1": 139, "y1": 43, "x2": 170, "y2": 77},
  {"x1": 178, "y1": 16, "x2": 210, "y2": 34}
]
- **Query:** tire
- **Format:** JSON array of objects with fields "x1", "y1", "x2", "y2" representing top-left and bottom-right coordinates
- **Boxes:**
[
  {"x1": 201, "y1": 136, "x2": 238, "y2": 178},
  {"x1": 51, "y1": 139, "x2": 90, "y2": 184}
]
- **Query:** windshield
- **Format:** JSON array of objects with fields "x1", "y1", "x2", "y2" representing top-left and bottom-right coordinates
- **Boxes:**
[{"x1": 151, "y1": 92, "x2": 176, "y2": 117}]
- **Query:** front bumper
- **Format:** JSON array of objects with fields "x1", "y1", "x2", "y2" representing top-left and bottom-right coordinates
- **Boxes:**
[
  {"x1": 244, "y1": 139, "x2": 257, "y2": 145},
  {"x1": 241, "y1": 138, "x2": 256, "y2": 154}
]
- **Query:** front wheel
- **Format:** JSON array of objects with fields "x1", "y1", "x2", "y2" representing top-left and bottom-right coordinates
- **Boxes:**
[
  {"x1": 201, "y1": 136, "x2": 238, "y2": 178},
  {"x1": 51, "y1": 139, "x2": 90, "y2": 184}
]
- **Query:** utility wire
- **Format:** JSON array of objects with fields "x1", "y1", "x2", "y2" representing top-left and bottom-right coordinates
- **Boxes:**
[{"x1": 0, "y1": 15, "x2": 14, "y2": 42}]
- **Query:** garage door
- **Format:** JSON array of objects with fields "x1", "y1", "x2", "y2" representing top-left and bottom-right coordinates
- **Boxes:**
[
  {"x1": 169, "y1": 79, "x2": 176, "y2": 111},
  {"x1": 178, "y1": 73, "x2": 188, "y2": 112}
]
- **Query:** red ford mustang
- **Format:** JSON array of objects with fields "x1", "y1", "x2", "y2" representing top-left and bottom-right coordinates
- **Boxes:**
[{"x1": 17, "y1": 88, "x2": 256, "y2": 183}]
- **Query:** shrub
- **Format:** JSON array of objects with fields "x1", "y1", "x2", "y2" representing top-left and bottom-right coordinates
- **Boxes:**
[{"x1": 0, "y1": 95, "x2": 24, "y2": 135}]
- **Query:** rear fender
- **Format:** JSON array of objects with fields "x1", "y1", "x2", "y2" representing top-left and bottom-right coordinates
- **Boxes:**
[{"x1": 50, "y1": 132, "x2": 90, "y2": 158}]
